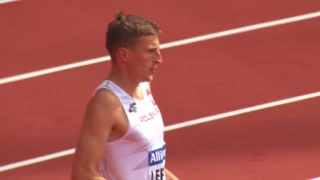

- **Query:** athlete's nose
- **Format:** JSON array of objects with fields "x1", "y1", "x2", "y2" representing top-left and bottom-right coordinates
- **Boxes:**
[{"x1": 155, "y1": 50, "x2": 163, "y2": 64}]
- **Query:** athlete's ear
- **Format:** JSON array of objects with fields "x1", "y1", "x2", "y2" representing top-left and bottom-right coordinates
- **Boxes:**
[{"x1": 117, "y1": 47, "x2": 129, "y2": 62}]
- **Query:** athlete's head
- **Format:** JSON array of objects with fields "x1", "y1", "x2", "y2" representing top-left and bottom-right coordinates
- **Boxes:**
[{"x1": 105, "y1": 11, "x2": 163, "y2": 82}]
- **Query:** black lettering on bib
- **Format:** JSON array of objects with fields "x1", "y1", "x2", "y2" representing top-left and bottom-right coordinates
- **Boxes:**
[{"x1": 151, "y1": 168, "x2": 165, "y2": 180}]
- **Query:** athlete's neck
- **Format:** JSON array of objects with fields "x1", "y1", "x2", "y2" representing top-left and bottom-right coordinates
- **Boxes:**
[{"x1": 107, "y1": 67, "x2": 144, "y2": 100}]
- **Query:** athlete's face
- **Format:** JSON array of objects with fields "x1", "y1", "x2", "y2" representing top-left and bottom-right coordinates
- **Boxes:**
[{"x1": 127, "y1": 35, "x2": 162, "y2": 82}]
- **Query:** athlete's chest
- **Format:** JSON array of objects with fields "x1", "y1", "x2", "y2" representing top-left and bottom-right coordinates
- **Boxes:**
[
  {"x1": 121, "y1": 97, "x2": 164, "y2": 143},
  {"x1": 127, "y1": 100, "x2": 164, "y2": 130}
]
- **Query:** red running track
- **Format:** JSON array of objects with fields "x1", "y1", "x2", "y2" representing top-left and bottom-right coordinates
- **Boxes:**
[{"x1": 1, "y1": 0, "x2": 320, "y2": 180}]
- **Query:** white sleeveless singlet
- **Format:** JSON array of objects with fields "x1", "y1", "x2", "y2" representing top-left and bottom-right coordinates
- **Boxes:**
[{"x1": 93, "y1": 80, "x2": 166, "y2": 180}]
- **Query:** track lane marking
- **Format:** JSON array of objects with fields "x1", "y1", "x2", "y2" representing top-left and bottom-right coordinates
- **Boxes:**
[
  {"x1": 0, "y1": 0, "x2": 18, "y2": 4},
  {"x1": 0, "y1": 91, "x2": 320, "y2": 172},
  {"x1": 1, "y1": 11, "x2": 320, "y2": 85}
]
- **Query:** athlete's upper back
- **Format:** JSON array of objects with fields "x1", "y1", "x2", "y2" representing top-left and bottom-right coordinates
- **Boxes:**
[{"x1": 93, "y1": 80, "x2": 166, "y2": 180}]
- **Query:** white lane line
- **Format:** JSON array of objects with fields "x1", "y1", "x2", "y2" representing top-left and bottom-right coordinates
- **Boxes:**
[
  {"x1": 164, "y1": 91, "x2": 320, "y2": 131},
  {"x1": 0, "y1": 0, "x2": 18, "y2": 4},
  {"x1": 0, "y1": 91, "x2": 320, "y2": 172},
  {"x1": 0, "y1": 56, "x2": 111, "y2": 85},
  {"x1": 1, "y1": 11, "x2": 320, "y2": 85}
]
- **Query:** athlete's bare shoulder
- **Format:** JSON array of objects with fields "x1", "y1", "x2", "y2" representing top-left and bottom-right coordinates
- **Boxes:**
[
  {"x1": 85, "y1": 88, "x2": 123, "y2": 126},
  {"x1": 72, "y1": 88, "x2": 122, "y2": 180},
  {"x1": 91, "y1": 88, "x2": 120, "y2": 107}
]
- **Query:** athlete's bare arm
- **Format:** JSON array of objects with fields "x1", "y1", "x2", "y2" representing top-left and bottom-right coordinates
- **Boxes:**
[{"x1": 71, "y1": 89, "x2": 121, "y2": 180}]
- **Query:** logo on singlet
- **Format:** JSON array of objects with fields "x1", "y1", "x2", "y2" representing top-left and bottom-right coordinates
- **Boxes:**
[
  {"x1": 149, "y1": 144, "x2": 166, "y2": 180},
  {"x1": 149, "y1": 145, "x2": 166, "y2": 166},
  {"x1": 128, "y1": 102, "x2": 137, "y2": 113}
]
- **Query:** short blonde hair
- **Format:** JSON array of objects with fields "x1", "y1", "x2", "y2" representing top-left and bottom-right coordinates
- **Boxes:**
[{"x1": 105, "y1": 11, "x2": 161, "y2": 63}]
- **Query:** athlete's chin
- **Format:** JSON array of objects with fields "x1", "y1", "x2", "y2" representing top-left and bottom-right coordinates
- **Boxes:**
[
  {"x1": 147, "y1": 76, "x2": 154, "y2": 81},
  {"x1": 145, "y1": 74, "x2": 154, "y2": 81}
]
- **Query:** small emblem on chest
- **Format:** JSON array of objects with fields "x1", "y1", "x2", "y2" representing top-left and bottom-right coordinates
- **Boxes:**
[{"x1": 128, "y1": 102, "x2": 137, "y2": 113}]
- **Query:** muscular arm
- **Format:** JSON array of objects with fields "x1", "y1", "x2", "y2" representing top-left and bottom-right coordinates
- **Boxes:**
[{"x1": 71, "y1": 89, "x2": 120, "y2": 180}]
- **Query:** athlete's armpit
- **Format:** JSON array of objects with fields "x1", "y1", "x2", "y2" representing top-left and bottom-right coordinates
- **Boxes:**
[{"x1": 71, "y1": 89, "x2": 122, "y2": 180}]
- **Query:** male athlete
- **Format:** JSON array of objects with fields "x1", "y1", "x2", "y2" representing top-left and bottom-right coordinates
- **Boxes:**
[{"x1": 71, "y1": 11, "x2": 180, "y2": 180}]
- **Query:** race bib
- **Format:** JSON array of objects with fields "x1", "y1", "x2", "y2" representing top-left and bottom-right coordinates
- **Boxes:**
[{"x1": 149, "y1": 144, "x2": 166, "y2": 180}]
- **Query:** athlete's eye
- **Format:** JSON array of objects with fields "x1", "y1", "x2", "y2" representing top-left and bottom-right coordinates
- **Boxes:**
[
  {"x1": 148, "y1": 48, "x2": 160, "y2": 55},
  {"x1": 148, "y1": 49, "x2": 156, "y2": 53}
]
